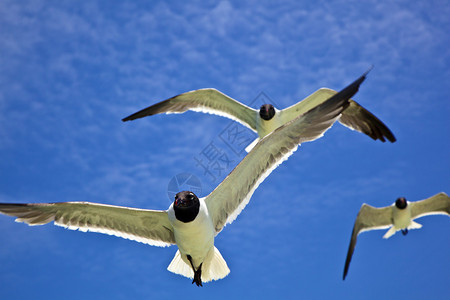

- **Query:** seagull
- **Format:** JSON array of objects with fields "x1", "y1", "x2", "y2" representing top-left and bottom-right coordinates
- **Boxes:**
[
  {"x1": 122, "y1": 69, "x2": 395, "y2": 150},
  {"x1": 343, "y1": 192, "x2": 450, "y2": 280},
  {"x1": 0, "y1": 70, "x2": 368, "y2": 287}
]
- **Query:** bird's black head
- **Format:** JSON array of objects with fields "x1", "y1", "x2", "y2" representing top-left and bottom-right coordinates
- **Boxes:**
[
  {"x1": 173, "y1": 191, "x2": 200, "y2": 223},
  {"x1": 259, "y1": 104, "x2": 276, "y2": 121},
  {"x1": 395, "y1": 197, "x2": 408, "y2": 209}
]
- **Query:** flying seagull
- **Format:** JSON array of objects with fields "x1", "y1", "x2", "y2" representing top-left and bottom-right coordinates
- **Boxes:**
[
  {"x1": 343, "y1": 192, "x2": 450, "y2": 280},
  {"x1": 0, "y1": 70, "x2": 367, "y2": 287},
  {"x1": 122, "y1": 70, "x2": 395, "y2": 149}
]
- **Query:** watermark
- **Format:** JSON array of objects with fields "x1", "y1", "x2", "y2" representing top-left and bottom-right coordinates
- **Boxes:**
[
  {"x1": 167, "y1": 172, "x2": 202, "y2": 202},
  {"x1": 194, "y1": 91, "x2": 279, "y2": 184}
]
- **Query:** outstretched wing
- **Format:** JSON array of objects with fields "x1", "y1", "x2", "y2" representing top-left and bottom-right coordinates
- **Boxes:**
[
  {"x1": 410, "y1": 192, "x2": 450, "y2": 219},
  {"x1": 0, "y1": 202, "x2": 175, "y2": 247},
  {"x1": 206, "y1": 70, "x2": 369, "y2": 233},
  {"x1": 343, "y1": 204, "x2": 392, "y2": 280},
  {"x1": 281, "y1": 88, "x2": 396, "y2": 142},
  {"x1": 339, "y1": 99, "x2": 396, "y2": 142},
  {"x1": 122, "y1": 88, "x2": 258, "y2": 131}
]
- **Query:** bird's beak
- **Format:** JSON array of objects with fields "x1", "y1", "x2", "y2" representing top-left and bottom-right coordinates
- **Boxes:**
[{"x1": 175, "y1": 199, "x2": 187, "y2": 207}]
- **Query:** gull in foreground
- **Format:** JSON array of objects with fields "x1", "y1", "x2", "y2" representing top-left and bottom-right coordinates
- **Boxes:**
[
  {"x1": 122, "y1": 69, "x2": 395, "y2": 149},
  {"x1": 0, "y1": 71, "x2": 367, "y2": 286},
  {"x1": 343, "y1": 192, "x2": 450, "y2": 280}
]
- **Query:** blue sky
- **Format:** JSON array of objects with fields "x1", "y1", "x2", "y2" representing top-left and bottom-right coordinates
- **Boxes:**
[{"x1": 0, "y1": 0, "x2": 449, "y2": 299}]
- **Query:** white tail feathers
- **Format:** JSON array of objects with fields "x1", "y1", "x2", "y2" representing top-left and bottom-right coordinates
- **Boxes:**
[
  {"x1": 167, "y1": 247, "x2": 230, "y2": 283},
  {"x1": 203, "y1": 246, "x2": 230, "y2": 281},
  {"x1": 383, "y1": 221, "x2": 423, "y2": 239},
  {"x1": 383, "y1": 226, "x2": 397, "y2": 239},
  {"x1": 167, "y1": 250, "x2": 194, "y2": 279},
  {"x1": 407, "y1": 221, "x2": 422, "y2": 230}
]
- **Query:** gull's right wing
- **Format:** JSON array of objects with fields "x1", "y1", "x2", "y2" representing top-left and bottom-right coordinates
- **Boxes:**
[
  {"x1": 343, "y1": 204, "x2": 393, "y2": 280},
  {"x1": 122, "y1": 88, "x2": 258, "y2": 131}
]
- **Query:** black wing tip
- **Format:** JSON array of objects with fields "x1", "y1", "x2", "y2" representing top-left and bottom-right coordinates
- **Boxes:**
[
  {"x1": 365, "y1": 129, "x2": 396, "y2": 143},
  {"x1": 345, "y1": 67, "x2": 373, "y2": 95},
  {"x1": 352, "y1": 65, "x2": 373, "y2": 90},
  {"x1": 342, "y1": 246, "x2": 354, "y2": 281},
  {"x1": 313, "y1": 69, "x2": 371, "y2": 118},
  {"x1": 122, "y1": 95, "x2": 179, "y2": 122},
  {"x1": 121, "y1": 109, "x2": 155, "y2": 122},
  {"x1": 343, "y1": 239, "x2": 356, "y2": 280},
  {"x1": 363, "y1": 65, "x2": 374, "y2": 77},
  {"x1": 0, "y1": 202, "x2": 55, "y2": 209},
  {"x1": 343, "y1": 270, "x2": 348, "y2": 280},
  {"x1": 121, "y1": 109, "x2": 151, "y2": 122},
  {"x1": 121, "y1": 110, "x2": 143, "y2": 122},
  {"x1": 122, "y1": 115, "x2": 137, "y2": 122},
  {"x1": 0, "y1": 203, "x2": 29, "y2": 207},
  {"x1": 377, "y1": 125, "x2": 397, "y2": 143},
  {"x1": 374, "y1": 130, "x2": 397, "y2": 143},
  {"x1": 386, "y1": 135, "x2": 397, "y2": 143},
  {"x1": 0, "y1": 203, "x2": 35, "y2": 215}
]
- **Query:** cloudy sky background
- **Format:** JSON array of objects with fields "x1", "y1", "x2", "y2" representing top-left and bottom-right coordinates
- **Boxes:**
[{"x1": 0, "y1": 1, "x2": 448, "y2": 299}]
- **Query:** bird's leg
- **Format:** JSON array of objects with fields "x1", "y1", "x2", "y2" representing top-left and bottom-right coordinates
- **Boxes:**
[
  {"x1": 193, "y1": 263, "x2": 203, "y2": 287},
  {"x1": 401, "y1": 228, "x2": 408, "y2": 236},
  {"x1": 187, "y1": 255, "x2": 203, "y2": 287},
  {"x1": 187, "y1": 255, "x2": 195, "y2": 270}
]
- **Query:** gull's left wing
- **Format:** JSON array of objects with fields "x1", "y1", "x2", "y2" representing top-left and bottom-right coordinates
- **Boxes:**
[
  {"x1": 0, "y1": 202, "x2": 176, "y2": 247},
  {"x1": 342, "y1": 204, "x2": 393, "y2": 280},
  {"x1": 410, "y1": 192, "x2": 450, "y2": 219},
  {"x1": 205, "y1": 70, "x2": 369, "y2": 233},
  {"x1": 339, "y1": 99, "x2": 396, "y2": 142}
]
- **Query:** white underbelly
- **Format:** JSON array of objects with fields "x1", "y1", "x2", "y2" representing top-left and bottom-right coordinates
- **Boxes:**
[
  {"x1": 393, "y1": 207, "x2": 412, "y2": 229},
  {"x1": 168, "y1": 198, "x2": 215, "y2": 267},
  {"x1": 257, "y1": 113, "x2": 284, "y2": 138},
  {"x1": 174, "y1": 221, "x2": 214, "y2": 260}
]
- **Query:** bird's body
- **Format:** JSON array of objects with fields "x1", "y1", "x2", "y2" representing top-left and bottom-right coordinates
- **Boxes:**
[
  {"x1": 167, "y1": 197, "x2": 219, "y2": 282},
  {"x1": 169, "y1": 200, "x2": 214, "y2": 262},
  {"x1": 343, "y1": 193, "x2": 450, "y2": 280},
  {"x1": 382, "y1": 200, "x2": 424, "y2": 238},
  {"x1": 391, "y1": 201, "x2": 412, "y2": 228}
]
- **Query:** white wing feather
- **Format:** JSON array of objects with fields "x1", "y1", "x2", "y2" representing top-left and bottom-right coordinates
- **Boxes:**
[{"x1": 0, "y1": 202, "x2": 175, "y2": 247}]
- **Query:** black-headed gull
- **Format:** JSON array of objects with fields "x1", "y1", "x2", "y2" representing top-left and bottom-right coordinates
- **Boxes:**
[
  {"x1": 343, "y1": 192, "x2": 450, "y2": 280},
  {"x1": 122, "y1": 71, "x2": 395, "y2": 148},
  {"x1": 0, "y1": 71, "x2": 368, "y2": 286}
]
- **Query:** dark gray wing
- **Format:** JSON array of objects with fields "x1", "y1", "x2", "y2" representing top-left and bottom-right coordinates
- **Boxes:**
[
  {"x1": 122, "y1": 88, "x2": 258, "y2": 131},
  {"x1": 410, "y1": 192, "x2": 450, "y2": 219},
  {"x1": 206, "y1": 70, "x2": 368, "y2": 233},
  {"x1": 0, "y1": 202, "x2": 175, "y2": 247},
  {"x1": 281, "y1": 88, "x2": 396, "y2": 142},
  {"x1": 339, "y1": 99, "x2": 396, "y2": 142},
  {"x1": 343, "y1": 204, "x2": 393, "y2": 280}
]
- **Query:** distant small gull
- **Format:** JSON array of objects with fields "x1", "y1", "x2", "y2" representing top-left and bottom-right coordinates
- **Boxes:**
[
  {"x1": 0, "y1": 71, "x2": 368, "y2": 286},
  {"x1": 122, "y1": 67, "x2": 395, "y2": 149},
  {"x1": 343, "y1": 192, "x2": 450, "y2": 280}
]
